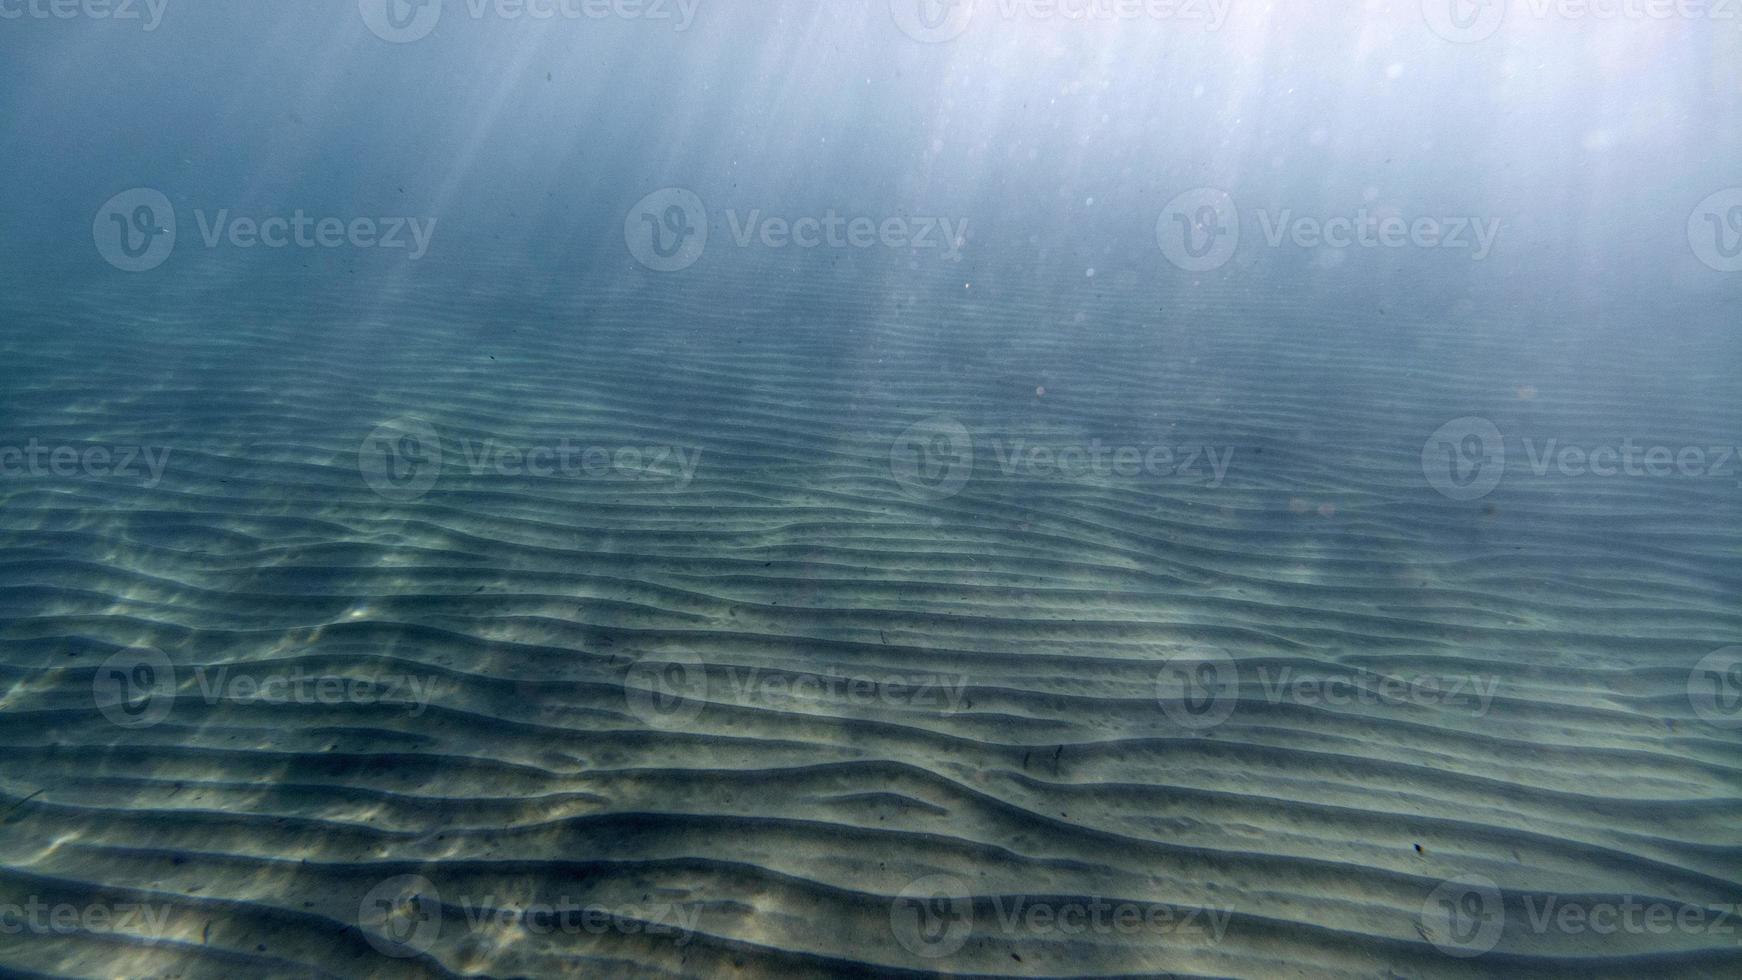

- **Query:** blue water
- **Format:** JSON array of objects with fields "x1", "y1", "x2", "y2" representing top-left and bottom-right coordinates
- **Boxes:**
[{"x1": 1, "y1": 4, "x2": 1739, "y2": 978}]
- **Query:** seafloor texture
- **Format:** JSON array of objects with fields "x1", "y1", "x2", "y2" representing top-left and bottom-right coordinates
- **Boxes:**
[{"x1": 0, "y1": 254, "x2": 1738, "y2": 978}]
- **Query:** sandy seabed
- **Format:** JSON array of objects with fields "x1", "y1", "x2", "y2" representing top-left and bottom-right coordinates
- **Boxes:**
[{"x1": 0, "y1": 252, "x2": 1738, "y2": 978}]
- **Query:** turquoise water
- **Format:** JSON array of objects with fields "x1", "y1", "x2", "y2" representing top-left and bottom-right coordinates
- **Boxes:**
[{"x1": 1, "y1": 4, "x2": 1740, "y2": 978}]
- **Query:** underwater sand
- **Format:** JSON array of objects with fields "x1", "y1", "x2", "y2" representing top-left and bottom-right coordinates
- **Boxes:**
[{"x1": 0, "y1": 252, "x2": 1738, "y2": 977}]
